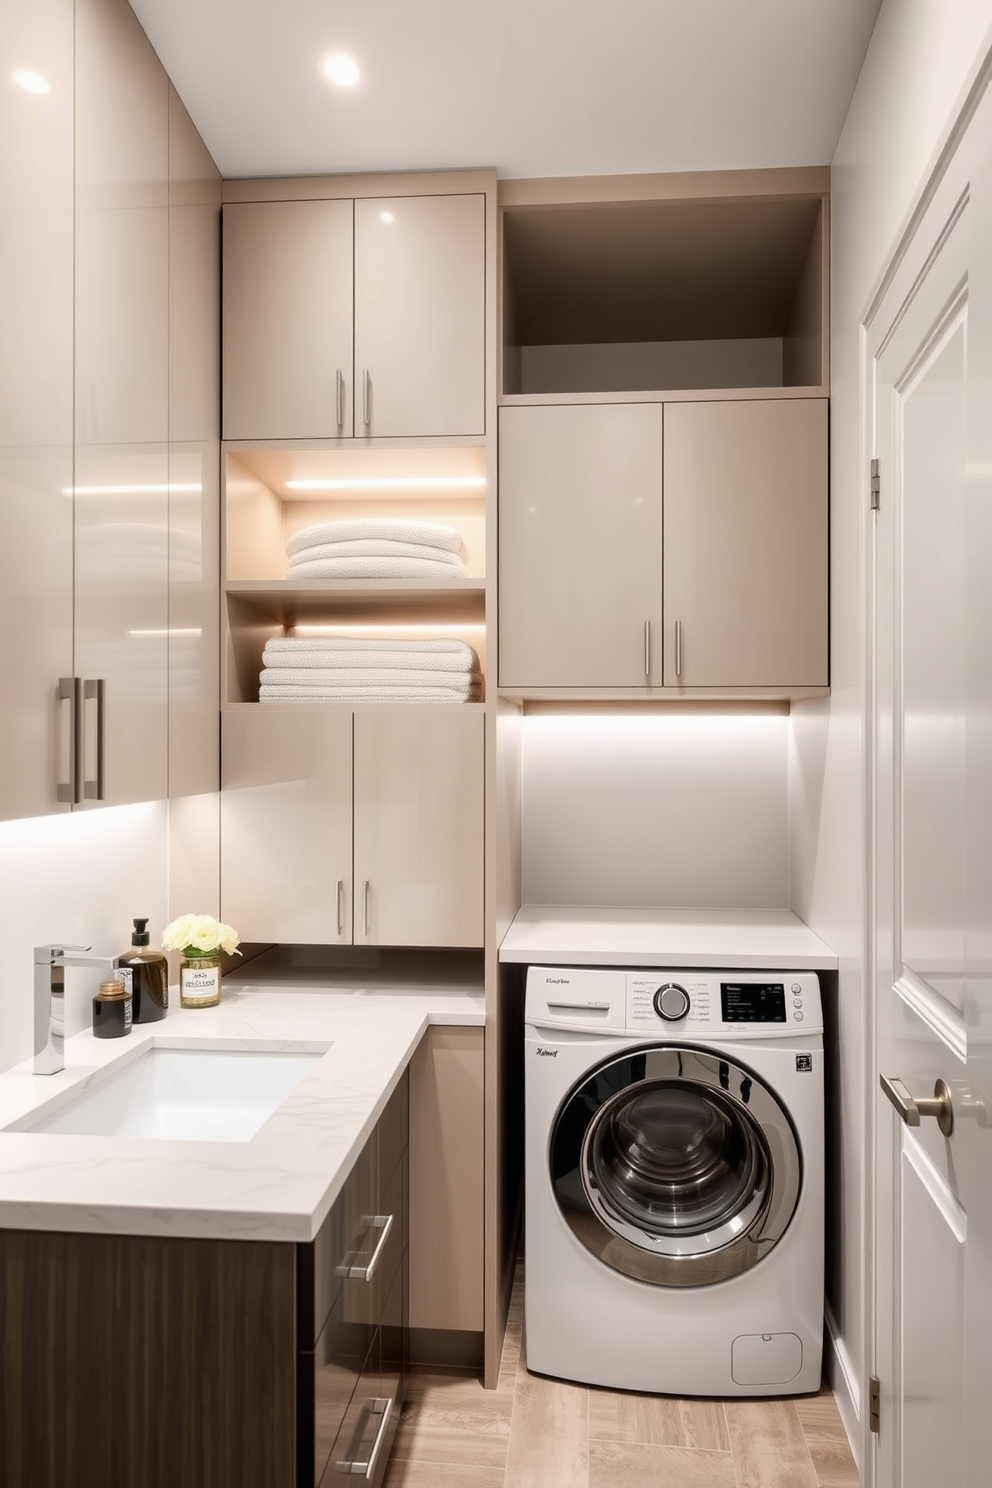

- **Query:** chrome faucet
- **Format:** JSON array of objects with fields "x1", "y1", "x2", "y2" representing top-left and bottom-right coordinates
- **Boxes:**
[{"x1": 34, "y1": 943, "x2": 119, "y2": 1075}]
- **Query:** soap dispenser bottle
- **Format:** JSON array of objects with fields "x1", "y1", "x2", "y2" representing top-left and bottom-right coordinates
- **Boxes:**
[{"x1": 119, "y1": 917, "x2": 169, "y2": 1023}]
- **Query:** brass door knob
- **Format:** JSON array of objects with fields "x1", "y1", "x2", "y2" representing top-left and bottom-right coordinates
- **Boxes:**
[{"x1": 880, "y1": 1073, "x2": 954, "y2": 1137}]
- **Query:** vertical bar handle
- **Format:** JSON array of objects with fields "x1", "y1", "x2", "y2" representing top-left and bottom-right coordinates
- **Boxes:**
[
  {"x1": 57, "y1": 677, "x2": 81, "y2": 804},
  {"x1": 336, "y1": 879, "x2": 345, "y2": 937},
  {"x1": 334, "y1": 1396, "x2": 393, "y2": 1478},
  {"x1": 643, "y1": 621, "x2": 651, "y2": 678},
  {"x1": 362, "y1": 880, "x2": 370, "y2": 938},
  {"x1": 362, "y1": 369, "x2": 371, "y2": 429},
  {"x1": 336, "y1": 368, "x2": 345, "y2": 429},
  {"x1": 675, "y1": 620, "x2": 683, "y2": 680},
  {"x1": 82, "y1": 678, "x2": 106, "y2": 801}
]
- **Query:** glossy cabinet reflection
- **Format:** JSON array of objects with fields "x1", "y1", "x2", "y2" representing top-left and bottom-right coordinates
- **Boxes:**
[
  {"x1": 222, "y1": 192, "x2": 485, "y2": 441},
  {"x1": 220, "y1": 707, "x2": 485, "y2": 947},
  {"x1": 0, "y1": 0, "x2": 75, "y2": 819},
  {"x1": 0, "y1": 0, "x2": 220, "y2": 821},
  {"x1": 168, "y1": 86, "x2": 221, "y2": 799},
  {"x1": 499, "y1": 398, "x2": 828, "y2": 695}
]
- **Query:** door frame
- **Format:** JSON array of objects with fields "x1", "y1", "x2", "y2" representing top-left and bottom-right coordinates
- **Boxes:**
[{"x1": 861, "y1": 36, "x2": 992, "y2": 1488}]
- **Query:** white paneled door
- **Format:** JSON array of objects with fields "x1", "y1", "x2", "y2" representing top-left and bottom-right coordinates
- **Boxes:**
[{"x1": 870, "y1": 58, "x2": 992, "y2": 1488}]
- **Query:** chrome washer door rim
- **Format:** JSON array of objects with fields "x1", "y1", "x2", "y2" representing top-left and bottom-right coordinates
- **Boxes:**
[{"x1": 550, "y1": 1045, "x2": 802, "y2": 1288}]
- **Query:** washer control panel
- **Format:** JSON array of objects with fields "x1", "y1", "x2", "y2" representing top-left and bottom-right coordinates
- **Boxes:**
[
  {"x1": 626, "y1": 970, "x2": 822, "y2": 1035},
  {"x1": 524, "y1": 967, "x2": 823, "y2": 1036}
]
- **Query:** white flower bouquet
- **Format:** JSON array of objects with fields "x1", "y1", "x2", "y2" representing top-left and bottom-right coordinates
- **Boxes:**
[
  {"x1": 161, "y1": 913, "x2": 241, "y2": 959},
  {"x1": 161, "y1": 915, "x2": 241, "y2": 1008}
]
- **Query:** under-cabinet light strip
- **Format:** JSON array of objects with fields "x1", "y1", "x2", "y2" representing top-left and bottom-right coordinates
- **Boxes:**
[
  {"x1": 284, "y1": 476, "x2": 486, "y2": 492},
  {"x1": 291, "y1": 623, "x2": 487, "y2": 635}
]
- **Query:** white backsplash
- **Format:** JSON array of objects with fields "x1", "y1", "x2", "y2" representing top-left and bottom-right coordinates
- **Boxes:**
[
  {"x1": 0, "y1": 800, "x2": 169, "y2": 1075},
  {"x1": 521, "y1": 711, "x2": 790, "y2": 910}
]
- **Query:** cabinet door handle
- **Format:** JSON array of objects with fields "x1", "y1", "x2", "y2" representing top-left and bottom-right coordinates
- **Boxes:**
[
  {"x1": 361, "y1": 879, "x2": 370, "y2": 938},
  {"x1": 643, "y1": 621, "x2": 651, "y2": 678},
  {"x1": 82, "y1": 678, "x2": 106, "y2": 801},
  {"x1": 362, "y1": 368, "x2": 371, "y2": 428},
  {"x1": 334, "y1": 1395, "x2": 393, "y2": 1478},
  {"x1": 336, "y1": 879, "x2": 345, "y2": 936},
  {"x1": 335, "y1": 1213, "x2": 394, "y2": 1282},
  {"x1": 336, "y1": 368, "x2": 345, "y2": 429},
  {"x1": 675, "y1": 620, "x2": 683, "y2": 680},
  {"x1": 57, "y1": 676, "x2": 81, "y2": 804}
]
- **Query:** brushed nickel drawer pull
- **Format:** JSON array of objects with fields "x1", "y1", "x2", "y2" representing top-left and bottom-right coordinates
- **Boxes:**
[
  {"x1": 334, "y1": 1396, "x2": 393, "y2": 1478},
  {"x1": 362, "y1": 368, "x2": 371, "y2": 428},
  {"x1": 57, "y1": 676, "x2": 80, "y2": 804},
  {"x1": 643, "y1": 620, "x2": 651, "y2": 678},
  {"x1": 880, "y1": 1073, "x2": 954, "y2": 1137},
  {"x1": 336, "y1": 879, "x2": 345, "y2": 936},
  {"x1": 335, "y1": 1213, "x2": 394, "y2": 1282},
  {"x1": 336, "y1": 368, "x2": 345, "y2": 429},
  {"x1": 675, "y1": 619, "x2": 683, "y2": 679},
  {"x1": 82, "y1": 678, "x2": 106, "y2": 801}
]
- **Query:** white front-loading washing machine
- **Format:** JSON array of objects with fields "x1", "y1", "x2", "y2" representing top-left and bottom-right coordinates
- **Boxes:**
[{"x1": 525, "y1": 965, "x2": 824, "y2": 1396}]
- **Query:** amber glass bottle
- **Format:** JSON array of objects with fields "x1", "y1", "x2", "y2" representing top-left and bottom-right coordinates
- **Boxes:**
[{"x1": 118, "y1": 917, "x2": 169, "y2": 1023}]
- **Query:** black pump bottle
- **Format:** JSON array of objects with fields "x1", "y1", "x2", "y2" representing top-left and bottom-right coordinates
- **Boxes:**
[{"x1": 118, "y1": 916, "x2": 169, "y2": 1023}]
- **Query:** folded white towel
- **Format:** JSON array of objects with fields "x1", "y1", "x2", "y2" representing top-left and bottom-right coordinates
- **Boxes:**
[
  {"x1": 265, "y1": 636, "x2": 475, "y2": 657},
  {"x1": 261, "y1": 643, "x2": 480, "y2": 674},
  {"x1": 260, "y1": 667, "x2": 481, "y2": 689},
  {"x1": 287, "y1": 519, "x2": 468, "y2": 560},
  {"x1": 287, "y1": 555, "x2": 469, "y2": 580},
  {"x1": 259, "y1": 683, "x2": 482, "y2": 702},
  {"x1": 287, "y1": 539, "x2": 467, "y2": 568}
]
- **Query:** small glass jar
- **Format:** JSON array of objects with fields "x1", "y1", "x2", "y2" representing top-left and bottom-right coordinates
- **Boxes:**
[{"x1": 180, "y1": 954, "x2": 221, "y2": 1008}]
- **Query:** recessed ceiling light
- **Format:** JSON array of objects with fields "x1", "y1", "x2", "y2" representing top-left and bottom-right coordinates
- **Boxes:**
[
  {"x1": 323, "y1": 52, "x2": 361, "y2": 88},
  {"x1": 14, "y1": 69, "x2": 50, "y2": 94}
]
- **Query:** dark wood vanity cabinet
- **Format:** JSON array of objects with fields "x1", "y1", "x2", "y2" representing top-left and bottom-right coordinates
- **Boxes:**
[
  {"x1": 0, "y1": 1072, "x2": 409, "y2": 1488},
  {"x1": 298, "y1": 1071, "x2": 409, "y2": 1487}
]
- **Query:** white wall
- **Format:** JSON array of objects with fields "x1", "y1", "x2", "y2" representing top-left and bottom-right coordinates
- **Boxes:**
[
  {"x1": 522, "y1": 710, "x2": 790, "y2": 907},
  {"x1": 0, "y1": 801, "x2": 169, "y2": 1075},
  {"x1": 791, "y1": 0, "x2": 992, "y2": 1448}
]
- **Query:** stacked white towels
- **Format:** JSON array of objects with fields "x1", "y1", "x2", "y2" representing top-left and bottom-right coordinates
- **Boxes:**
[
  {"x1": 259, "y1": 636, "x2": 483, "y2": 703},
  {"x1": 285, "y1": 519, "x2": 469, "y2": 580}
]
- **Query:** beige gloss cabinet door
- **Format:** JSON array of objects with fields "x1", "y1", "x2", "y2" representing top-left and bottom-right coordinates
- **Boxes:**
[
  {"x1": 168, "y1": 87, "x2": 221, "y2": 799},
  {"x1": 222, "y1": 199, "x2": 354, "y2": 440},
  {"x1": 498, "y1": 403, "x2": 665, "y2": 687},
  {"x1": 353, "y1": 710, "x2": 485, "y2": 948},
  {"x1": 662, "y1": 400, "x2": 828, "y2": 688},
  {"x1": 0, "y1": 0, "x2": 75, "y2": 819},
  {"x1": 220, "y1": 708, "x2": 354, "y2": 944},
  {"x1": 354, "y1": 195, "x2": 485, "y2": 438}
]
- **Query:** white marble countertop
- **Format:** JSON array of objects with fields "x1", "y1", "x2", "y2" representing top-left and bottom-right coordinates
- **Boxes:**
[
  {"x1": 499, "y1": 905, "x2": 837, "y2": 969},
  {"x1": 0, "y1": 977, "x2": 484, "y2": 1244}
]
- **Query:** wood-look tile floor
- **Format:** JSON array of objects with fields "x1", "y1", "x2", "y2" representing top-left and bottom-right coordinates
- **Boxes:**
[{"x1": 384, "y1": 1262, "x2": 859, "y2": 1488}]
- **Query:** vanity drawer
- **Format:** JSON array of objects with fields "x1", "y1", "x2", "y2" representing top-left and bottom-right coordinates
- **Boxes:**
[{"x1": 298, "y1": 1288, "x2": 373, "y2": 1488}]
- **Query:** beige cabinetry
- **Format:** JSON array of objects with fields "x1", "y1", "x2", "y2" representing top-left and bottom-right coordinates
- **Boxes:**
[
  {"x1": 409, "y1": 1025, "x2": 485, "y2": 1343},
  {"x1": 0, "y1": 0, "x2": 220, "y2": 822},
  {"x1": 498, "y1": 403, "x2": 665, "y2": 688},
  {"x1": 662, "y1": 399, "x2": 828, "y2": 688},
  {"x1": 222, "y1": 192, "x2": 485, "y2": 441},
  {"x1": 498, "y1": 397, "x2": 828, "y2": 696},
  {"x1": 0, "y1": 0, "x2": 75, "y2": 820},
  {"x1": 221, "y1": 706, "x2": 484, "y2": 948}
]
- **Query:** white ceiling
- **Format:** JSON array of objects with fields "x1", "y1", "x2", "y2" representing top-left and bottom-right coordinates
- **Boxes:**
[{"x1": 129, "y1": 0, "x2": 882, "y2": 182}]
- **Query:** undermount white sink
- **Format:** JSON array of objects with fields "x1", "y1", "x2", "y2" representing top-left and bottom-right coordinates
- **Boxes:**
[{"x1": 19, "y1": 1046, "x2": 327, "y2": 1142}]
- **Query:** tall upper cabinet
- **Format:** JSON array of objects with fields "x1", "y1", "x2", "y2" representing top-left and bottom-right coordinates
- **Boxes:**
[
  {"x1": 219, "y1": 171, "x2": 496, "y2": 950},
  {"x1": 0, "y1": 0, "x2": 221, "y2": 823},
  {"x1": 497, "y1": 171, "x2": 830, "y2": 700}
]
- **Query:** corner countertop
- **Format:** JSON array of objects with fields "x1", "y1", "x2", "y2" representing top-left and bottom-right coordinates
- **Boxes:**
[
  {"x1": 0, "y1": 969, "x2": 484, "y2": 1245},
  {"x1": 498, "y1": 905, "x2": 837, "y2": 969}
]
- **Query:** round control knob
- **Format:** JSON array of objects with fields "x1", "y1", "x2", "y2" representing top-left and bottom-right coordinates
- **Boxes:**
[{"x1": 653, "y1": 982, "x2": 691, "y2": 1022}]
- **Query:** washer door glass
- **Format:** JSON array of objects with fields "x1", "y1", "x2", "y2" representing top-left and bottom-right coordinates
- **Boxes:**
[{"x1": 551, "y1": 1046, "x2": 802, "y2": 1288}]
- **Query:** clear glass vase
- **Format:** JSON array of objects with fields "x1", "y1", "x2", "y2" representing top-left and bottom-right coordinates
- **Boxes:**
[{"x1": 179, "y1": 954, "x2": 221, "y2": 1008}]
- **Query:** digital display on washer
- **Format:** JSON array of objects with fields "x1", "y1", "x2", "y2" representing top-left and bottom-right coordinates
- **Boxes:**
[{"x1": 721, "y1": 982, "x2": 787, "y2": 1022}]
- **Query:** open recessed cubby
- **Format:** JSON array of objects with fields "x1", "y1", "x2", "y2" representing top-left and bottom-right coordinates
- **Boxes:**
[
  {"x1": 223, "y1": 444, "x2": 488, "y2": 704},
  {"x1": 501, "y1": 189, "x2": 827, "y2": 397}
]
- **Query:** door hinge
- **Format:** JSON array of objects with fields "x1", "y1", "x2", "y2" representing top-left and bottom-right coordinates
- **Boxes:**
[
  {"x1": 869, "y1": 1374, "x2": 881, "y2": 1434},
  {"x1": 870, "y1": 458, "x2": 880, "y2": 511}
]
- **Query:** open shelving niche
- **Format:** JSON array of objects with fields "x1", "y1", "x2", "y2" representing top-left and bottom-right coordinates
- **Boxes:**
[
  {"x1": 500, "y1": 171, "x2": 828, "y2": 400},
  {"x1": 222, "y1": 441, "x2": 488, "y2": 707}
]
